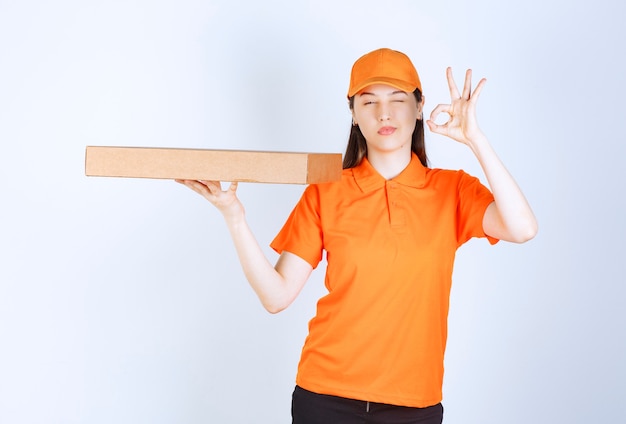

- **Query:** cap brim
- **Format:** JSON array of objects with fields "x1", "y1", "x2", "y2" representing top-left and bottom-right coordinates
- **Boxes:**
[{"x1": 348, "y1": 77, "x2": 418, "y2": 98}]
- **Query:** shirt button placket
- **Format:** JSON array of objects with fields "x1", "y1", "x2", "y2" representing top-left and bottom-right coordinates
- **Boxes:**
[{"x1": 387, "y1": 181, "x2": 403, "y2": 228}]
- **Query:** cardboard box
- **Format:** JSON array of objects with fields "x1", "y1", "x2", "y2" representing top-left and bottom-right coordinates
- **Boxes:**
[{"x1": 85, "y1": 146, "x2": 343, "y2": 184}]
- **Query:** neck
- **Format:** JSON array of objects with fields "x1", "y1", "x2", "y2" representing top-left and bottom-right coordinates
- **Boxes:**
[{"x1": 367, "y1": 149, "x2": 412, "y2": 180}]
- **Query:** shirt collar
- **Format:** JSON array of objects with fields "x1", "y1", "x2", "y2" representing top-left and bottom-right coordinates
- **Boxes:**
[{"x1": 353, "y1": 153, "x2": 427, "y2": 193}]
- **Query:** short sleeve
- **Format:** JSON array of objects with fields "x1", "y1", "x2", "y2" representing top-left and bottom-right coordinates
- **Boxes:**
[
  {"x1": 270, "y1": 184, "x2": 324, "y2": 269},
  {"x1": 456, "y1": 170, "x2": 499, "y2": 246}
]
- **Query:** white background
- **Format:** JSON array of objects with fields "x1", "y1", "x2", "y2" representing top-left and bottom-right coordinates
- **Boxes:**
[{"x1": 1, "y1": 0, "x2": 625, "y2": 423}]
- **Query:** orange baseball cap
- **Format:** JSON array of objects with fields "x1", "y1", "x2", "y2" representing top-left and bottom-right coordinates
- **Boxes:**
[{"x1": 347, "y1": 48, "x2": 422, "y2": 98}]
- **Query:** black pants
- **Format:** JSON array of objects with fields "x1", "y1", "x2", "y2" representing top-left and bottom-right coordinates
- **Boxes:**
[{"x1": 292, "y1": 386, "x2": 444, "y2": 424}]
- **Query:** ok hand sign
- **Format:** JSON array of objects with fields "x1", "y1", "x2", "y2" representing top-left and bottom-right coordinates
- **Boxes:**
[{"x1": 427, "y1": 68, "x2": 487, "y2": 147}]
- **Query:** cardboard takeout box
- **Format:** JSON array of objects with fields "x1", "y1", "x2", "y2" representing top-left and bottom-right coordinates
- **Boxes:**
[{"x1": 85, "y1": 146, "x2": 343, "y2": 184}]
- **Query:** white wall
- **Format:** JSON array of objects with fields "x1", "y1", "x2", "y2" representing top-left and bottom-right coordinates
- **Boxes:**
[{"x1": 1, "y1": 0, "x2": 624, "y2": 422}]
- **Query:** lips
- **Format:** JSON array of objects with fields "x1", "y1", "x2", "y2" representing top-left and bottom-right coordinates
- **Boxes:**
[{"x1": 378, "y1": 126, "x2": 396, "y2": 135}]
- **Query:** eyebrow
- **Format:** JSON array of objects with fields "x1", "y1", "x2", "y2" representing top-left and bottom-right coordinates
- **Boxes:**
[{"x1": 359, "y1": 90, "x2": 408, "y2": 97}]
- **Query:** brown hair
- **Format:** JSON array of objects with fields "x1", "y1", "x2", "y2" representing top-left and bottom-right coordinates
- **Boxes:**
[{"x1": 343, "y1": 89, "x2": 427, "y2": 169}]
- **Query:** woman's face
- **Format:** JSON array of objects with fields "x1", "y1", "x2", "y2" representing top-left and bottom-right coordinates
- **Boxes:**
[{"x1": 351, "y1": 84, "x2": 423, "y2": 156}]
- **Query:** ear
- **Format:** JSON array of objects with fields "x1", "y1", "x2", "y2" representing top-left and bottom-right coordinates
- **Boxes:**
[
  {"x1": 351, "y1": 109, "x2": 358, "y2": 126},
  {"x1": 416, "y1": 95, "x2": 425, "y2": 120},
  {"x1": 417, "y1": 95, "x2": 425, "y2": 114}
]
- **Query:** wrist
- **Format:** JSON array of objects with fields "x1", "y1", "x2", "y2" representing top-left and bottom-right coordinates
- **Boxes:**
[
  {"x1": 223, "y1": 209, "x2": 246, "y2": 228},
  {"x1": 466, "y1": 132, "x2": 490, "y2": 154}
]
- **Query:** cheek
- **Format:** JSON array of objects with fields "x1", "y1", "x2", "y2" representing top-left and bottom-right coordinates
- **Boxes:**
[
  {"x1": 398, "y1": 109, "x2": 419, "y2": 134},
  {"x1": 397, "y1": 107, "x2": 419, "y2": 124},
  {"x1": 353, "y1": 107, "x2": 373, "y2": 122}
]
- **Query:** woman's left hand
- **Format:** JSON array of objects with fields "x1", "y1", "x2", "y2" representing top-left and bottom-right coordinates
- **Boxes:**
[{"x1": 426, "y1": 67, "x2": 487, "y2": 147}]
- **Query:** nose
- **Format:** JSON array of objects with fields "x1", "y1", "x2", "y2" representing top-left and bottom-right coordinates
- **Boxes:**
[{"x1": 378, "y1": 103, "x2": 390, "y2": 121}]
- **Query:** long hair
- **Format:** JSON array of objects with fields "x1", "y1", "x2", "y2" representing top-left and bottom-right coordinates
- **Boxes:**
[{"x1": 343, "y1": 88, "x2": 427, "y2": 169}]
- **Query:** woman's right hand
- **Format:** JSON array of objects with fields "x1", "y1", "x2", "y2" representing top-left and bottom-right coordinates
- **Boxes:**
[{"x1": 175, "y1": 180, "x2": 244, "y2": 221}]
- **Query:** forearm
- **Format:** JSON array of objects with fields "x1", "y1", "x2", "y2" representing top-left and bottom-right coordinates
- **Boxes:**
[
  {"x1": 176, "y1": 179, "x2": 311, "y2": 311},
  {"x1": 224, "y1": 213, "x2": 305, "y2": 313},
  {"x1": 469, "y1": 134, "x2": 538, "y2": 242}
]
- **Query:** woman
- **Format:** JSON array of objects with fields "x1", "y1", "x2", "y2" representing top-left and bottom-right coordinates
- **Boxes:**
[{"x1": 177, "y1": 48, "x2": 537, "y2": 424}]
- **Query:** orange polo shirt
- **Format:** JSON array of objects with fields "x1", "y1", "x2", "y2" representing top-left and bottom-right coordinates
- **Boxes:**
[{"x1": 270, "y1": 153, "x2": 497, "y2": 408}]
